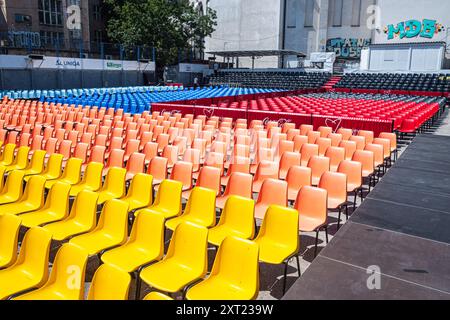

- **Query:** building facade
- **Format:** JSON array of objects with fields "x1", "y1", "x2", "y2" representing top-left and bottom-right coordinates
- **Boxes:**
[
  {"x1": 0, "y1": 0, "x2": 107, "y2": 58},
  {"x1": 203, "y1": 0, "x2": 450, "y2": 69}
]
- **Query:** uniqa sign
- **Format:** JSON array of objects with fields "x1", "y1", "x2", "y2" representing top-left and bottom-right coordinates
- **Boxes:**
[
  {"x1": 384, "y1": 19, "x2": 445, "y2": 40},
  {"x1": 56, "y1": 59, "x2": 81, "y2": 67}
]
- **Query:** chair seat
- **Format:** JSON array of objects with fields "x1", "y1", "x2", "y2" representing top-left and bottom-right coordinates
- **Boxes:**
[
  {"x1": 0, "y1": 268, "x2": 42, "y2": 300},
  {"x1": 70, "y1": 185, "x2": 99, "y2": 197},
  {"x1": 70, "y1": 232, "x2": 123, "y2": 255},
  {"x1": 140, "y1": 260, "x2": 201, "y2": 293},
  {"x1": 362, "y1": 170, "x2": 373, "y2": 178},
  {"x1": 328, "y1": 197, "x2": 346, "y2": 210},
  {"x1": 0, "y1": 194, "x2": 21, "y2": 206},
  {"x1": 14, "y1": 287, "x2": 77, "y2": 300},
  {"x1": 97, "y1": 191, "x2": 122, "y2": 205},
  {"x1": 208, "y1": 227, "x2": 250, "y2": 247},
  {"x1": 256, "y1": 238, "x2": 293, "y2": 265},
  {"x1": 0, "y1": 202, "x2": 40, "y2": 216},
  {"x1": 299, "y1": 216, "x2": 325, "y2": 233},
  {"x1": 165, "y1": 216, "x2": 211, "y2": 231},
  {"x1": 102, "y1": 244, "x2": 160, "y2": 273},
  {"x1": 19, "y1": 210, "x2": 65, "y2": 228},
  {"x1": 121, "y1": 199, "x2": 149, "y2": 212},
  {"x1": 186, "y1": 276, "x2": 254, "y2": 300},
  {"x1": 136, "y1": 207, "x2": 179, "y2": 220},
  {"x1": 43, "y1": 221, "x2": 92, "y2": 241},
  {"x1": 347, "y1": 183, "x2": 361, "y2": 192}
]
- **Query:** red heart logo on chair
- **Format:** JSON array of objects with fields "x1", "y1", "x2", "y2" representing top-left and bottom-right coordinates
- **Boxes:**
[
  {"x1": 325, "y1": 118, "x2": 342, "y2": 133},
  {"x1": 203, "y1": 107, "x2": 215, "y2": 119}
]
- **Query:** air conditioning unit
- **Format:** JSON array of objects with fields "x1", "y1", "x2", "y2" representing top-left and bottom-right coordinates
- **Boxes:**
[{"x1": 105, "y1": 55, "x2": 113, "y2": 60}]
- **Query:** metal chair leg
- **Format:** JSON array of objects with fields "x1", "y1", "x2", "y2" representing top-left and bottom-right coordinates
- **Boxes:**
[
  {"x1": 337, "y1": 207, "x2": 342, "y2": 230},
  {"x1": 324, "y1": 225, "x2": 329, "y2": 243},
  {"x1": 295, "y1": 255, "x2": 301, "y2": 277},
  {"x1": 313, "y1": 229, "x2": 319, "y2": 257},
  {"x1": 282, "y1": 262, "x2": 288, "y2": 295}
]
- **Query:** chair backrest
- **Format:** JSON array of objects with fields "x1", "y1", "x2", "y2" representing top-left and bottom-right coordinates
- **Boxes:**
[
  {"x1": 27, "y1": 149, "x2": 47, "y2": 172},
  {"x1": 255, "y1": 205, "x2": 299, "y2": 255},
  {"x1": 349, "y1": 135, "x2": 366, "y2": 150},
  {"x1": 204, "y1": 151, "x2": 225, "y2": 175},
  {"x1": 124, "y1": 139, "x2": 140, "y2": 157},
  {"x1": 0, "y1": 214, "x2": 21, "y2": 268},
  {"x1": 0, "y1": 143, "x2": 16, "y2": 163},
  {"x1": 373, "y1": 138, "x2": 391, "y2": 159},
  {"x1": 337, "y1": 160, "x2": 362, "y2": 191},
  {"x1": 300, "y1": 143, "x2": 319, "y2": 166},
  {"x1": 0, "y1": 170, "x2": 25, "y2": 199},
  {"x1": 125, "y1": 173, "x2": 153, "y2": 206},
  {"x1": 286, "y1": 165, "x2": 312, "y2": 190},
  {"x1": 308, "y1": 155, "x2": 330, "y2": 182},
  {"x1": 43, "y1": 153, "x2": 64, "y2": 178},
  {"x1": 300, "y1": 124, "x2": 313, "y2": 136},
  {"x1": 14, "y1": 227, "x2": 52, "y2": 288},
  {"x1": 196, "y1": 166, "x2": 221, "y2": 195},
  {"x1": 365, "y1": 143, "x2": 384, "y2": 166},
  {"x1": 307, "y1": 130, "x2": 321, "y2": 144},
  {"x1": 94, "y1": 199, "x2": 129, "y2": 242},
  {"x1": 328, "y1": 133, "x2": 343, "y2": 147},
  {"x1": 42, "y1": 182, "x2": 71, "y2": 214},
  {"x1": 87, "y1": 264, "x2": 131, "y2": 300},
  {"x1": 228, "y1": 156, "x2": 251, "y2": 176},
  {"x1": 165, "y1": 222, "x2": 208, "y2": 277},
  {"x1": 106, "y1": 149, "x2": 125, "y2": 169},
  {"x1": 58, "y1": 140, "x2": 72, "y2": 160},
  {"x1": 183, "y1": 148, "x2": 201, "y2": 172},
  {"x1": 100, "y1": 167, "x2": 126, "y2": 196},
  {"x1": 316, "y1": 137, "x2": 332, "y2": 156},
  {"x1": 183, "y1": 187, "x2": 217, "y2": 227},
  {"x1": 147, "y1": 156, "x2": 168, "y2": 181},
  {"x1": 378, "y1": 132, "x2": 397, "y2": 151},
  {"x1": 21, "y1": 175, "x2": 46, "y2": 206},
  {"x1": 318, "y1": 172, "x2": 347, "y2": 205},
  {"x1": 352, "y1": 150, "x2": 374, "y2": 175},
  {"x1": 254, "y1": 160, "x2": 279, "y2": 181},
  {"x1": 294, "y1": 186, "x2": 327, "y2": 226},
  {"x1": 218, "y1": 196, "x2": 255, "y2": 239},
  {"x1": 80, "y1": 162, "x2": 104, "y2": 188},
  {"x1": 73, "y1": 143, "x2": 89, "y2": 163},
  {"x1": 170, "y1": 161, "x2": 193, "y2": 190},
  {"x1": 152, "y1": 179, "x2": 183, "y2": 216},
  {"x1": 358, "y1": 130, "x2": 374, "y2": 144},
  {"x1": 293, "y1": 135, "x2": 308, "y2": 152},
  {"x1": 222, "y1": 172, "x2": 253, "y2": 199},
  {"x1": 68, "y1": 191, "x2": 99, "y2": 228},
  {"x1": 325, "y1": 146, "x2": 346, "y2": 171},
  {"x1": 337, "y1": 128, "x2": 353, "y2": 140},
  {"x1": 318, "y1": 126, "x2": 333, "y2": 138},
  {"x1": 126, "y1": 152, "x2": 145, "y2": 174},
  {"x1": 128, "y1": 210, "x2": 165, "y2": 258},
  {"x1": 279, "y1": 151, "x2": 301, "y2": 179},
  {"x1": 339, "y1": 140, "x2": 357, "y2": 161},
  {"x1": 42, "y1": 243, "x2": 89, "y2": 299},
  {"x1": 161, "y1": 145, "x2": 179, "y2": 167},
  {"x1": 142, "y1": 142, "x2": 158, "y2": 163},
  {"x1": 256, "y1": 179, "x2": 287, "y2": 207},
  {"x1": 89, "y1": 145, "x2": 106, "y2": 164},
  {"x1": 61, "y1": 157, "x2": 83, "y2": 183}
]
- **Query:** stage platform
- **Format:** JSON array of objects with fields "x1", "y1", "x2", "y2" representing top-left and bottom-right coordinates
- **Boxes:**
[{"x1": 283, "y1": 134, "x2": 450, "y2": 300}]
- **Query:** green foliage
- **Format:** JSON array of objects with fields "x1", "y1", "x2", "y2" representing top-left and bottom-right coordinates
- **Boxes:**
[{"x1": 104, "y1": 0, "x2": 217, "y2": 68}]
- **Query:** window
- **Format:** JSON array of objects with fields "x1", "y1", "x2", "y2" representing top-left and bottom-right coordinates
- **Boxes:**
[
  {"x1": 38, "y1": 0, "x2": 63, "y2": 26},
  {"x1": 93, "y1": 5, "x2": 101, "y2": 21},
  {"x1": 286, "y1": 0, "x2": 297, "y2": 28},
  {"x1": 351, "y1": 0, "x2": 362, "y2": 27},
  {"x1": 40, "y1": 30, "x2": 65, "y2": 47},
  {"x1": 304, "y1": 0, "x2": 314, "y2": 27},
  {"x1": 332, "y1": 0, "x2": 343, "y2": 27},
  {"x1": 15, "y1": 14, "x2": 32, "y2": 24},
  {"x1": 94, "y1": 30, "x2": 103, "y2": 43}
]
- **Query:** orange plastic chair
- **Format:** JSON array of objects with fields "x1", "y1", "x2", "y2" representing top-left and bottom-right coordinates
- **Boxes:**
[
  {"x1": 307, "y1": 131, "x2": 321, "y2": 144},
  {"x1": 103, "y1": 149, "x2": 125, "y2": 175},
  {"x1": 147, "y1": 156, "x2": 168, "y2": 186},
  {"x1": 216, "y1": 173, "x2": 253, "y2": 209},
  {"x1": 278, "y1": 151, "x2": 301, "y2": 180},
  {"x1": 250, "y1": 147, "x2": 273, "y2": 174},
  {"x1": 123, "y1": 139, "x2": 140, "y2": 162},
  {"x1": 337, "y1": 128, "x2": 353, "y2": 140},
  {"x1": 373, "y1": 137, "x2": 392, "y2": 164},
  {"x1": 161, "y1": 145, "x2": 179, "y2": 168},
  {"x1": 252, "y1": 160, "x2": 279, "y2": 193},
  {"x1": 300, "y1": 124, "x2": 313, "y2": 136},
  {"x1": 338, "y1": 160, "x2": 363, "y2": 210},
  {"x1": 327, "y1": 133, "x2": 343, "y2": 147},
  {"x1": 125, "y1": 152, "x2": 145, "y2": 181},
  {"x1": 142, "y1": 142, "x2": 158, "y2": 165},
  {"x1": 169, "y1": 161, "x2": 193, "y2": 192},
  {"x1": 286, "y1": 166, "x2": 312, "y2": 201},
  {"x1": 294, "y1": 186, "x2": 328, "y2": 257},
  {"x1": 318, "y1": 126, "x2": 333, "y2": 138},
  {"x1": 349, "y1": 135, "x2": 366, "y2": 150},
  {"x1": 222, "y1": 156, "x2": 250, "y2": 186},
  {"x1": 365, "y1": 143, "x2": 384, "y2": 175},
  {"x1": 156, "y1": 133, "x2": 169, "y2": 153},
  {"x1": 378, "y1": 132, "x2": 398, "y2": 161},
  {"x1": 293, "y1": 135, "x2": 308, "y2": 152},
  {"x1": 184, "y1": 166, "x2": 221, "y2": 199},
  {"x1": 192, "y1": 138, "x2": 207, "y2": 159},
  {"x1": 352, "y1": 150, "x2": 375, "y2": 191},
  {"x1": 254, "y1": 179, "x2": 288, "y2": 220},
  {"x1": 325, "y1": 146, "x2": 346, "y2": 172},
  {"x1": 58, "y1": 140, "x2": 72, "y2": 161},
  {"x1": 358, "y1": 130, "x2": 374, "y2": 144},
  {"x1": 318, "y1": 172, "x2": 349, "y2": 230},
  {"x1": 196, "y1": 151, "x2": 224, "y2": 178},
  {"x1": 316, "y1": 137, "x2": 332, "y2": 157},
  {"x1": 308, "y1": 156, "x2": 330, "y2": 186},
  {"x1": 300, "y1": 143, "x2": 319, "y2": 167},
  {"x1": 339, "y1": 140, "x2": 357, "y2": 161}
]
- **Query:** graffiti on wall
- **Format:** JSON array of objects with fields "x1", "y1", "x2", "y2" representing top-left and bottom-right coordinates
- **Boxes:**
[
  {"x1": 384, "y1": 19, "x2": 446, "y2": 40},
  {"x1": 6, "y1": 31, "x2": 41, "y2": 48},
  {"x1": 326, "y1": 38, "x2": 371, "y2": 59}
]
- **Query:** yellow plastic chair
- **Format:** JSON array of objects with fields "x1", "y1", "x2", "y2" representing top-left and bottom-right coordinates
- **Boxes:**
[
  {"x1": 0, "y1": 175, "x2": 46, "y2": 216},
  {"x1": 21, "y1": 150, "x2": 47, "y2": 177},
  {"x1": 0, "y1": 227, "x2": 52, "y2": 300},
  {"x1": 43, "y1": 191, "x2": 99, "y2": 241},
  {"x1": 144, "y1": 292, "x2": 173, "y2": 300},
  {"x1": 254, "y1": 205, "x2": 300, "y2": 295},
  {"x1": 69, "y1": 199, "x2": 129, "y2": 255},
  {"x1": 4, "y1": 146, "x2": 30, "y2": 173},
  {"x1": 18, "y1": 182, "x2": 71, "y2": 228},
  {"x1": 186, "y1": 236, "x2": 259, "y2": 300},
  {"x1": 97, "y1": 167, "x2": 127, "y2": 205},
  {"x1": 14, "y1": 243, "x2": 89, "y2": 300},
  {"x1": 140, "y1": 222, "x2": 208, "y2": 296},
  {"x1": 208, "y1": 196, "x2": 255, "y2": 247},
  {"x1": 0, "y1": 144, "x2": 17, "y2": 167},
  {"x1": 45, "y1": 157, "x2": 82, "y2": 189},
  {"x1": 120, "y1": 173, "x2": 153, "y2": 212},
  {"x1": 87, "y1": 264, "x2": 131, "y2": 300},
  {"x1": 0, "y1": 214, "x2": 21, "y2": 268},
  {"x1": 27, "y1": 153, "x2": 63, "y2": 183},
  {"x1": 165, "y1": 187, "x2": 216, "y2": 231},
  {"x1": 139, "y1": 179, "x2": 182, "y2": 219},
  {"x1": 0, "y1": 170, "x2": 25, "y2": 205},
  {"x1": 69, "y1": 162, "x2": 104, "y2": 197},
  {"x1": 102, "y1": 210, "x2": 165, "y2": 299}
]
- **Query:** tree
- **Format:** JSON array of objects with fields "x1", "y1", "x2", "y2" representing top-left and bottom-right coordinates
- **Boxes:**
[{"x1": 104, "y1": 0, "x2": 217, "y2": 70}]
